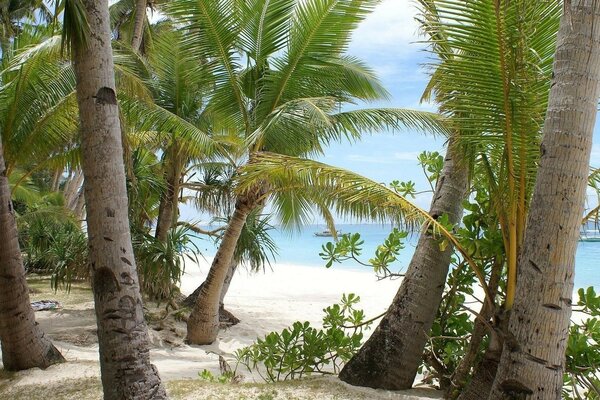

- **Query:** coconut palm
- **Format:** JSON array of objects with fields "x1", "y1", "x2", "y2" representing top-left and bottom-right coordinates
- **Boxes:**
[
  {"x1": 489, "y1": 2, "x2": 600, "y2": 398},
  {"x1": 165, "y1": 0, "x2": 450, "y2": 344},
  {"x1": 0, "y1": 0, "x2": 53, "y2": 61},
  {"x1": 0, "y1": 137, "x2": 65, "y2": 371},
  {"x1": 336, "y1": 0, "x2": 561, "y2": 393},
  {"x1": 65, "y1": 0, "x2": 167, "y2": 397}
]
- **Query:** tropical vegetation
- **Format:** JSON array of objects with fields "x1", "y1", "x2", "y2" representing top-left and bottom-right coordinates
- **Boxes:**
[{"x1": 0, "y1": 0, "x2": 599, "y2": 400}]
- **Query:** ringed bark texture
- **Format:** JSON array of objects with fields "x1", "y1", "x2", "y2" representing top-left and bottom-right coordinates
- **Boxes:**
[
  {"x1": 0, "y1": 142, "x2": 65, "y2": 371},
  {"x1": 488, "y1": 1, "x2": 600, "y2": 399},
  {"x1": 339, "y1": 139, "x2": 469, "y2": 389},
  {"x1": 72, "y1": 0, "x2": 166, "y2": 398}
]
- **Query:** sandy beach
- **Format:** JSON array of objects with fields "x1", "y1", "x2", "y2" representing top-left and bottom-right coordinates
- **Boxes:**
[{"x1": 0, "y1": 259, "x2": 442, "y2": 399}]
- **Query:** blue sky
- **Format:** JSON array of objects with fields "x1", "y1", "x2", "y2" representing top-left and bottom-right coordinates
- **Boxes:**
[{"x1": 181, "y1": 0, "x2": 600, "y2": 224}]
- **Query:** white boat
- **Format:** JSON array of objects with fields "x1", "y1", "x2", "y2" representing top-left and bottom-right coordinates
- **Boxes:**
[{"x1": 314, "y1": 229, "x2": 340, "y2": 237}]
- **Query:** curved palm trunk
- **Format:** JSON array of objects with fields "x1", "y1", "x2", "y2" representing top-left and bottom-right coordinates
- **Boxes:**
[
  {"x1": 0, "y1": 142, "x2": 65, "y2": 371},
  {"x1": 339, "y1": 138, "x2": 469, "y2": 389},
  {"x1": 489, "y1": 2, "x2": 600, "y2": 399},
  {"x1": 187, "y1": 192, "x2": 260, "y2": 344},
  {"x1": 72, "y1": 1, "x2": 166, "y2": 398},
  {"x1": 131, "y1": 0, "x2": 146, "y2": 53}
]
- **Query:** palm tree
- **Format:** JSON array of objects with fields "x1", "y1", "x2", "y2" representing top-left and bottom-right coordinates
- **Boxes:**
[
  {"x1": 67, "y1": 0, "x2": 166, "y2": 397},
  {"x1": 166, "y1": 0, "x2": 449, "y2": 345},
  {"x1": 0, "y1": 0, "x2": 53, "y2": 61},
  {"x1": 338, "y1": 137, "x2": 469, "y2": 389},
  {"x1": 335, "y1": 0, "x2": 561, "y2": 392},
  {"x1": 0, "y1": 139, "x2": 65, "y2": 371},
  {"x1": 489, "y1": 2, "x2": 600, "y2": 398},
  {"x1": 143, "y1": 28, "x2": 214, "y2": 244}
]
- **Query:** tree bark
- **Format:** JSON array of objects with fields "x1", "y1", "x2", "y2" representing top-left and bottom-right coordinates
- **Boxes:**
[
  {"x1": 63, "y1": 169, "x2": 84, "y2": 211},
  {"x1": 155, "y1": 146, "x2": 183, "y2": 243},
  {"x1": 488, "y1": 2, "x2": 600, "y2": 399},
  {"x1": 187, "y1": 191, "x2": 261, "y2": 344},
  {"x1": 0, "y1": 142, "x2": 65, "y2": 371},
  {"x1": 448, "y1": 258, "x2": 502, "y2": 400},
  {"x1": 72, "y1": 0, "x2": 166, "y2": 398},
  {"x1": 339, "y1": 138, "x2": 469, "y2": 389},
  {"x1": 131, "y1": 0, "x2": 146, "y2": 53}
]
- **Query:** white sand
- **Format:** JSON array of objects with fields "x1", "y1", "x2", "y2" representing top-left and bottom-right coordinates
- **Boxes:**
[{"x1": 1, "y1": 259, "x2": 442, "y2": 399}]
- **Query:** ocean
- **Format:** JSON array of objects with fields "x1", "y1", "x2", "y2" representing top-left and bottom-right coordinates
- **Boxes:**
[{"x1": 194, "y1": 224, "x2": 599, "y2": 291}]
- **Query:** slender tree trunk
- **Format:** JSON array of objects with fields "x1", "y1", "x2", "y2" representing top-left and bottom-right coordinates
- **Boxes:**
[
  {"x1": 0, "y1": 142, "x2": 65, "y2": 371},
  {"x1": 489, "y1": 2, "x2": 600, "y2": 398},
  {"x1": 63, "y1": 169, "x2": 84, "y2": 210},
  {"x1": 131, "y1": 0, "x2": 146, "y2": 53},
  {"x1": 72, "y1": 1, "x2": 166, "y2": 398},
  {"x1": 155, "y1": 147, "x2": 182, "y2": 243},
  {"x1": 448, "y1": 258, "x2": 502, "y2": 400},
  {"x1": 187, "y1": 191, "x2": 261, "y2": 344},
  {"x1": 51, "y1": 168, "x2": 61, "y2": 192},
  {"x1": 339, "y1": 138, "x2": 469, "y2": 389},
  {"x1": 74, "y1": 188, "x2": 86, "y2": 222}
]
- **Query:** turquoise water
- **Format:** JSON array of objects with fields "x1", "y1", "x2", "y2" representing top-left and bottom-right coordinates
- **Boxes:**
[{"x1": 195, "y1": 224, "x2": 599, "y2": 290}]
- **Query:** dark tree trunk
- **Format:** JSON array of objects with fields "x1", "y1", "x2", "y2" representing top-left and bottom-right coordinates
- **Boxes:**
[
  {"x1": 155, "y1": 147, "x2": 182, "y2": 243},
  {"x1": 339, "y1": 138, "x2": 469, "y2": 390},
  {"x1": 0, "y1": 141, "x2": 65, "y2": 371},
  {"x1": 72, "y1": 0, "x2": 166, "y2": 398}
]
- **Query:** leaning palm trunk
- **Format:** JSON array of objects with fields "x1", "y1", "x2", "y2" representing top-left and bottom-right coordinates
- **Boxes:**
[
  {"x1": 489, "y1": 2, "x2": 600, "y2": 399},
  {"x1": 72, "y1": 0, "x2": 166, "y2": 398},
  {"x1": 0, "y1": 142, "x2": 65, "y2": 371},
  {"x1": 339, "y1": 138, "x2": 469, "y2": 389},
  {"x1": 131, "y1": 0, "x2": 146, "y2": 53},
  {"x1": 187, "y1": 190, "x2": 262, "y2": 344}
]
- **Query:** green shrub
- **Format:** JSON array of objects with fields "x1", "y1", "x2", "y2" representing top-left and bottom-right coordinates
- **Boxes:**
[{"x1": 235, "y1": 293, "x2": 371, "y2": 382}]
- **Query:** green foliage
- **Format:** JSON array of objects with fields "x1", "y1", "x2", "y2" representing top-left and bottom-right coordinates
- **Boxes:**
[
  {"x1": 319, "y1": 229, "x2": 408, "y2": 279},
  {"x1": 418, "y1": 151, "x2": 444, "y2": 186},
  {"x1": 563, "y1": 288, "x2": 600, "y2": 399},
  {"x1": 133, "y1": 226, "x2": 200, "y2": 303},
  {"x1": 235, "y1": 294, "x2": 371, "y2": 382},
  {"x1": 197, "y1": 369, "x2": 237, "y2": 384},
  {"x1": 18, "y1": 194, "x2": 88, "y2": 292}
]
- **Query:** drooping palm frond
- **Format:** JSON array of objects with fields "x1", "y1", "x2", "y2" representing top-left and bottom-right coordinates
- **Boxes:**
[
  {"x1": 0, "y1": 42, "x2": 79, "y2": 176},
  {"x1": 249, "y1": 98, "x2": 450, "y2": 156},
  {"x1": 238, "y1": 152, "x2": 491, "y2": 297}
]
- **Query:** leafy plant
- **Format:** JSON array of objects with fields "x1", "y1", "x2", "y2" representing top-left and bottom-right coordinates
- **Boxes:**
[
  {"x1": 235, "y1": 293, "x2": 371, "y2": 382},
  {"x1": 563, "y1": 288, "x2": 600, "y2": 399},
  {"x1": 319, "y1": 229, "x2": 408, "y2": 279},
  {"x1": 133, "y1": 225, "x2": 200, "y2": 303}
]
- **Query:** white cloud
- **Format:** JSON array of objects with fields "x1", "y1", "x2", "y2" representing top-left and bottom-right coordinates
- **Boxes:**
[{"x1": 350, "y1": 0, "x2": 423, "y2": 56}]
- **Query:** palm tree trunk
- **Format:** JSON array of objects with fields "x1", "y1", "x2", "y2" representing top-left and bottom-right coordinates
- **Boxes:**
[
  {"x1": 339, "y1": 138, "x2": 469, "y2": 389},
  {"x1": 155, "y1": 148, "x2": 182, "y2": 243},
  {"x1": 131, "y1": 0, "x2": 146, "y2": 53},
  {"x1": 187, "y1": 191, "x2": 261, "y2": 344},
  {"x1": 0, "y1": 142, "x2": 65, "y2": 371},
  {"x1": 489, "y1": 2, "x2": 600, "y2": 399},
  {"x1": 63, "y1": 169, "x2": 84, "y2": 210},
  {"x1": 72, "y1": 0, "x2": 166, "y2": 398}
]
